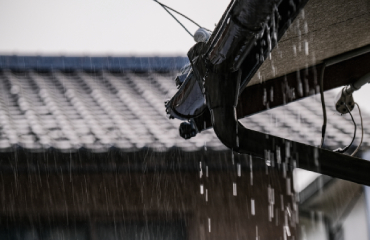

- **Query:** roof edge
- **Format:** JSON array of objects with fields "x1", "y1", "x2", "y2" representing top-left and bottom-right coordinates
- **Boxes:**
[{"x1": 0, "y1": 55, "x2": 189, "y2": 71}]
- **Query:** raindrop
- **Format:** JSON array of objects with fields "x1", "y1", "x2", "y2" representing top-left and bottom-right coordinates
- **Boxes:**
[
  {"x1": 250, "y1": 156, "x2": 253, "y2": 185},
  {"x1": 268, "y1": 185, "x2": 275, "y2": 204},
  {"x1": 271, "y1": 206, "x2": 277, "y2": 222},
  {"x1": 285, "y1": 225, "x2": 291, "y2": 237},
  {"x1": 271, "y1": 7, "x2": 278, "y2": 45},
  {"x1": 270, "y1": 87, "x2": 274, "y2": 102},
  {"x1": 233, "y1": 183, "x2": 237, "y2": 196},
  {"x1": 305, "y1": 41, "x2": 309, "y2": 55},
  {"x1": 231, "y1": 151, "x2": 235, "y2": 165},
  {"x1": 284, "y1": 210, "x2": 289, "y2": 232},
  {"x1": 260, "y1": 49, "x2": 265, "y2": 62},
  {"x1": 285, "y1": 141, "x2": 291, "y2": 158},
  {"x1": 265, "y1": 150, "x2": 271, "y2": 166},
  {"x1": 304, "y1": 22, "x2": 308, "y2": 34},
  {"x1": 251, "y1": 199, "x2": 255, "y2": 215},
  {"x1": 200, "y1": 184, "x2": 204, "y2": 194},
  {"x1": 287, "y1": 206, "x2": 292, "y2": 220},
  {"x1": 267, "y1": 30, "x2": 272, "y2": 59},
  {"x1": 293, "y1": 45, "x2": 297, "y2": 56},
  {"x1": 276, "y1": 146, "x2": 281, "y2": 164},
  {"x1": 314, "y1": 148, "x2": 319, "y2": 166},
  {"x1": 208, "y1": 218, "x2": 211, "y2": 232},
  {"x1": 272, "y1": 65, "x2": 276, "y2": 77},
  {"x1": 205, "y1": 189, "x2": 208, "y2": 202},
  {"x1": 268, "y1": 185, "x2": 275, "y2": 221},
  {"x1": 297, "y1": 76, "x2": 303, "y2": 97},
  {"x1": 199, "y1": 161, "x2": 203, "y2": 178},
  {"x1": 237, "y1": 163, "x2": 241, "y2": 177}
]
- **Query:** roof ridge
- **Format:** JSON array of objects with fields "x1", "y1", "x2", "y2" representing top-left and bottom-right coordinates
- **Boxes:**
[{"x1": 0, "y1": 55, "x2": 189, "y2": 71}]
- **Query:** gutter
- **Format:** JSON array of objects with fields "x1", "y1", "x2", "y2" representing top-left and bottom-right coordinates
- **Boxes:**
[{"x1": 187, "y1": 0, "x2": 370, "y2": 186}]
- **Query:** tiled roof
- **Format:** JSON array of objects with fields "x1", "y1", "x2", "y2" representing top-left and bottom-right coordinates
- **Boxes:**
[
  {"x1": 242, "y1": 90, "x2": 370, "y2": 149},
  {"x1": 0, "y1": 56, "x2": 189, "y2": 72},
  {"x1": 0, "y1": 68, "x2": 224, "y2": 152},
  {"x1": 0, "y1": 56, "x2": 369, "y2": 153}
]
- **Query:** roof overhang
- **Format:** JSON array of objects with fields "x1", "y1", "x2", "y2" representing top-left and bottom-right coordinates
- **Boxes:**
[{"x1": 165, "y1": 0, "x2": 370, "y2": 186}]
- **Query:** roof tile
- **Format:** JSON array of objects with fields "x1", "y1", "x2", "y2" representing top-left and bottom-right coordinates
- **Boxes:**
[{"x1": 0, "y1": 57, "x2": 369, "y2": 153}]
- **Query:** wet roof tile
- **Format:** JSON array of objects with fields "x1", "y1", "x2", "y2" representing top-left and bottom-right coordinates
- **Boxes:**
[{"x1": 0, "y1": 56, "x2": 369, "y2": 153}]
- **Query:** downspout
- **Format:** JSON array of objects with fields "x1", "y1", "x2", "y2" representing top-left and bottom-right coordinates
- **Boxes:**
[
  {"x1": 205, "y1": 68, "x2": 266, "y2": 155},
  {"x1": 197, "y1": 0, "x2": 281, "y2": 154}
]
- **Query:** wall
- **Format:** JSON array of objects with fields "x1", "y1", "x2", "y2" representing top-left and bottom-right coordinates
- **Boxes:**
[{"x1": 0, "y1": 156, "x2": 297, "y2": 240}]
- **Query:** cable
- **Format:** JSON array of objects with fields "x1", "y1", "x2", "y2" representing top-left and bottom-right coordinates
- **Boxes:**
[
  {"x1": 351, "y1": 102, "x2": 363, "y2": 156},
  {"x1": 319, "y1": 63, "x2": 327, "y2": 148},
  {"x1": 158, "y1": 3, "x2": 193, "y2": 37},
  {"x1": 154, "y1": 0, "x2": 208, "y2": 30},
  {"x1": 333, "y1": 104, "x2": 356, "y2": 154},
  {"x1": 153, "y1": 0, "x2": 211, "y2": 37}
]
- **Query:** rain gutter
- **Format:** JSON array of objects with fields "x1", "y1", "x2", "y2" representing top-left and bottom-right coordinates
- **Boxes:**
[{"x1": 190, "y1": 0, "x2": 370, "y2": 185}]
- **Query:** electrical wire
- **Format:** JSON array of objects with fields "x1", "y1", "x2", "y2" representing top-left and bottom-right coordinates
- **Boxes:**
[
  {"x1": 333, "y1": 104, "x2": 356, "y2": 154},
  {"x1": 319, "y1": 63, "x2": 327, "y2": 148},
  {"x1": 160, "y1": 6, "x2": 194, "y2": 37},
  {"x1": 153, "y1": 0, "x2": 211, "y2": 37},
  {"x1": 351, "y1": 102, "x2": 363, "y2": 156}
]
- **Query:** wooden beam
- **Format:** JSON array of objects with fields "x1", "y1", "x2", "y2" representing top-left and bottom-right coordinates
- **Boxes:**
[{"x1": 230, "y1": 126, "x2": 370, "y2": 186}]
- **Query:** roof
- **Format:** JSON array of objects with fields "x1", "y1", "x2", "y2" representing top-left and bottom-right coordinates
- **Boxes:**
[
  {"x1": 0, "y1": 56, "x2": 189, "y2": 72},
  {"x1": 242, "y1": 89, "x2": 370, "y2": 149},
  {"x1": 0, "y1": 56, "x2": 369, "y2": 153}
]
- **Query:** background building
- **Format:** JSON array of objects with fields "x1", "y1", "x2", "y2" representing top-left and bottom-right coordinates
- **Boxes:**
[{"x1": 0, "y1": 56, "x2": 369, "y2": 239}]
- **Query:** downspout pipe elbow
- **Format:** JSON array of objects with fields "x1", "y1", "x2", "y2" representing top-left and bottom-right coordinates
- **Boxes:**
[
  {"x1": 211, "y1": 106, "x2": 239, "y2": 150},
  {"x1": 205, "y1": 69, "x2": 266, "y2": 156},
  {"x1": 210, "y1": 106, "x2": 266, "y2": 156},
  {"x1": 205, "y1": 69, "x2": 241, "y2": 150}
]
